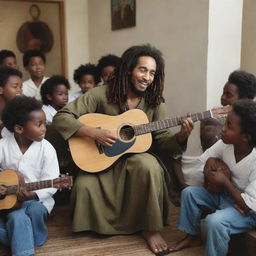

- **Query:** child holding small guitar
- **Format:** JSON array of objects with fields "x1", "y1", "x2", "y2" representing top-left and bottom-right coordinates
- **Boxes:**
[{"x1": 0, "y1": 96, "x2": 59, "y2": 256}]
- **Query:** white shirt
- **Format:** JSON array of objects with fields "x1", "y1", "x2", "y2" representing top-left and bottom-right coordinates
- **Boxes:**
[
  {"x1": 0, "y1": 134, "x2": 60, "y2": 213},
  {"x1": 199, "y1": 140, "x2": 256, "y2": 212},
  {"x1": 23, "y1": 77, "x2": 48, "y2": 100},
  {"x1": 69, "y1": 90, "x2": 83, "y2": 102},
  {"x1": 42, "y1": 105, "x2": 57, "y2": 124},
  {"x1": 182, "y1": 155, "x2": 204, "y2": 186}
]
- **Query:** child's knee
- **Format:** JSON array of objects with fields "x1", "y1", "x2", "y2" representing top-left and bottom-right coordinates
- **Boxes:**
[{"x1": 205, "y1": 213, "x2": 225, "y2": 233}]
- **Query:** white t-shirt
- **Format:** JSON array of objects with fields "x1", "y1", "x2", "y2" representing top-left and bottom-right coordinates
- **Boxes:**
[
  {"x1": 42, "y1": 104, "x2": 57, "y2": 124},
  {"x1": 69, "y1": 90, "x2": 83, "y2": 102},
  {"x1": 23, "y1": 77, "x2": 48, "y2": 100},
  {"x1": 0, "y1": 134, "x2": 60, "y2": 213},
  {"x1": 199, "y1": 140, "x2": 256, "y2": 212}
]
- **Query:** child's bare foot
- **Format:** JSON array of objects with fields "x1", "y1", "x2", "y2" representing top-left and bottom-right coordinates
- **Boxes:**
[
  {"x1": 142, "y1": 231, "x2": 168, "y2": 254},
  {"x1": 169, "y1": 234, "x2": 202, "y2": 252}
]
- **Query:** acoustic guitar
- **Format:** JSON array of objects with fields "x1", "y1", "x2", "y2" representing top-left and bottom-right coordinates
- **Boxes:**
[
  {"x1": 0, "y1": 169, "x2": 73, "y2": 210},
  {"x1": 69, "y1": 106, "x2": 230, "y2": 173}
]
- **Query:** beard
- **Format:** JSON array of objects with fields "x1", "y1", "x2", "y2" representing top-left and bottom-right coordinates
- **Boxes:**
[{"x1": 131, "y1": 83, "x2": 146, "y2": 97}]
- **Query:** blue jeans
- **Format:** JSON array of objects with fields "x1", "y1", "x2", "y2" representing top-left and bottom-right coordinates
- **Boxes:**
[
  {"x1": 178, "y1": 186, "x2": 256, "y2": 256},
  {"x1": 0, "y1": 200, "x2": 48, "y2": 256}
]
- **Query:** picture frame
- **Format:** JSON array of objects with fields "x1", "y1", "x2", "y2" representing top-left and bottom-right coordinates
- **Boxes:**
[
  {"x1": 0, "y1": 0, "x2": 67, "y2": 78},
  {"x1": 111, "y1": 0, "x2": 136, "y2": 31}
]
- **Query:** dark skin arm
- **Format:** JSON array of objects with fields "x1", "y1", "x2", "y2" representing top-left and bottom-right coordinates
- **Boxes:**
[
  {"x1": 16, "y1": 186, "x2": 38, "y2": 202},
  {"x1": 172, "y1": 157, "x2": 188, "y2": 189},
  {"x1": 204, "y1": 158, "x2": 251, "y2": 214}
]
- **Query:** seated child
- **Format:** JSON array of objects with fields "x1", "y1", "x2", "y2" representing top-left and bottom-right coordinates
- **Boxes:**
[
  {"x1": 169, "y1": 100, "x2": 256, "y2": 256},
  {"x1": 97, "y1": 54, "x2": 120, "y2": 84},
  {"x1": 69, "y1": 63, "x2": 100, "y2": 102},
  {"x1": 0, "y1": 96, "x2": 59, "y2": 256},
  {"x1": 0, "y1": 50, "x2": 17, "y2": 69},
  {"x1": 22, "y1": 49, "x2": 48, "y2": 100},
  {"x1": 0, "y1": 67, "x2": 23, "y2": 138},
  {"x1": 221, "y1": 70, "x2": 256, "y2": 106},
  {"x1": 40, "y1": 75, "x2": 70, "y2": 124}
]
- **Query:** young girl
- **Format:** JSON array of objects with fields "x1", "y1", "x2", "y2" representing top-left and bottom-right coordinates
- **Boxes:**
[
  {"x1": 40, "y1": 75, "x2": 70, "y2": 124},
  {"x1": 170, "y1": 99, "x2": 256, "y2": 256},
  {"x1": 0, "y1": 96, "x2": 59, "y2": 256},
  {"x1": 69, "y1": 63, "x2": 100, "y2": 102}
]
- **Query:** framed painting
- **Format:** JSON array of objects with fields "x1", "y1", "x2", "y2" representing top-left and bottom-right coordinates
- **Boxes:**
[
  {"x1": 111, "y1": 0, "x2": 136, "y2": 31},
  {"x1": 0, "y1": 0, "x2": 67, "y2": 78}
]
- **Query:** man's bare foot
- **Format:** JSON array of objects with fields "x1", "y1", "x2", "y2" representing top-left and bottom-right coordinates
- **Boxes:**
[
  {"x1": 142, "y1": 231, "x2": 168, "y2": 253},
  {"x1": 169, "y1": 234, "x2": 202, "y2": 252}
]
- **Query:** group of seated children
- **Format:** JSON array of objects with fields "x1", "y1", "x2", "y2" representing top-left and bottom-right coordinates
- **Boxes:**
[{"x1": 0, "y1": 46, "x2": 256, "y2": 256}]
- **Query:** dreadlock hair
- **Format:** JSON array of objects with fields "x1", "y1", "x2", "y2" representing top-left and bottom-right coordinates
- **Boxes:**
[{"x1": 107, "y1": 44, "x2": 165, "y2": 108}]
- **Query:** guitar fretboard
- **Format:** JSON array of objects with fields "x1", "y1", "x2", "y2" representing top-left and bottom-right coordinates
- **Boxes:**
[
  {"x1": 133, "y1": 110, "x2": 212, "y2": 135},
  {"x1": 6, "y1": 180, "x2": 53, "y2": 195}
]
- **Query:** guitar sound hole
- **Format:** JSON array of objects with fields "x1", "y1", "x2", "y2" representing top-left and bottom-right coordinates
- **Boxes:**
[
  {"x1": 0, "y1": 184, "x2": 7, "y2": 200},
  {"x1": 119, "y1": 125, "x2": 135, "y2": 141}
]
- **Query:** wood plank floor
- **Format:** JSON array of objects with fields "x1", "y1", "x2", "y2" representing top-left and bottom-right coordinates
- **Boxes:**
[{"x1": 0, "y1": 202, "x2": 205, "y2": 256}]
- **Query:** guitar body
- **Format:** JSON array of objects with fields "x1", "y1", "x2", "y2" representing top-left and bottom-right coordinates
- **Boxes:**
[
  {"x1": 68, "y1": 109, "x2": 152, "y2": 173},
  {"x1": 0, "y1": 170, "x2": 23, "y2": 210}
]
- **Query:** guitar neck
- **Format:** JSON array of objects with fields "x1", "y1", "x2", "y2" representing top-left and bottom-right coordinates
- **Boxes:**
[
  {"x1": 133, "y1": 110, "x2": 212, "y2": 135},
  {"x1": 6, "y1": 180, "x2": 54, "y2": 195}
]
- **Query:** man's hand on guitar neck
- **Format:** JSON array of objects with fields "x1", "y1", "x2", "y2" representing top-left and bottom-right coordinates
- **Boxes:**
[
  {"x1": 16, "y1": 186, "x2": 38, "y2": 202},
  {"x1": 175, "y1": 118, "x2": 194, "y2": 144}
]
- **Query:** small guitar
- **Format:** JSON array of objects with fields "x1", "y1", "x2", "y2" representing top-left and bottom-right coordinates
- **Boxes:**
[
  {"x1": 69, "y1": 106, "x2": 230, "y2": 173},
  {"x1": 0, "y1": 169, "x2": 73, "y2": 210}
]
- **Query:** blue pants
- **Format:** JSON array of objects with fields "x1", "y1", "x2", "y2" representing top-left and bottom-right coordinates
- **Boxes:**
[
  {"x1": 0, "y1": 200, "x2": 48, "y2": 256},
  {"x1": 178, "y1": 186, "x2": 256, "y2": 256}
]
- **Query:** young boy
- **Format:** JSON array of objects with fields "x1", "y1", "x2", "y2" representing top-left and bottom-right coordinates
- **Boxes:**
[
  {"x1": 69, "y1": 63, "x2": 100, "y2": 102},
  {"x1": 22, "y1": 49, "x2": 48, "y2": 100},
  {"x1": 221, "y1": 70, "x2": 256, "y2": 106},
  {"x1": 97, "y1": 54, "x2": 120, "y2": 84},
  {"x1": 0, "y1": 67, "x2": 22, "y2": 115},
  {"x1": 0, "y1": 96, "x2": 59, "y2": 256},
  {"x1": 41, "y1": 75, "x2": 70, "y2": 124},
  {"x1": 170, "y1": 100, "x2": 256, "y2": 256},
  {"x1": 0, "y1": 50, "x2": 17, "y2": 69}
]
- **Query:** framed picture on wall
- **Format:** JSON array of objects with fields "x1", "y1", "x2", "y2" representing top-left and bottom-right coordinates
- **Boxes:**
[
  {"x1": 0, "y1": 0, "x2": 67, "y2": 78},
  {"x1": 111, "y1": 0, "x2": 136, "y2": 30}
]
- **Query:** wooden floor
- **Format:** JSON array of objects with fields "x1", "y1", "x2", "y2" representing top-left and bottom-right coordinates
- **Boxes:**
[{"x1": 0, "y1": 202, "x2": 205, "y2": 256}]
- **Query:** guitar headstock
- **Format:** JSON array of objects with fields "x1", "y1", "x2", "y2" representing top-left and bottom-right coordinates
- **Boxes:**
[
  {"x1": 53, "y1": 175, "x2": 73, "y2": 189},
  {"x1": 211, "y1": 105, "x2": 231, "y2": 119}
]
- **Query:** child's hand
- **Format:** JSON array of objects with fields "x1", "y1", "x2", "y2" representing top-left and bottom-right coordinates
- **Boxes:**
[
  {"x1": 203, "y1": 158, "x2": 231, "y2": 193},
  {"x1": 16, "y1": 186, "x2": 37, "y2": 202}
]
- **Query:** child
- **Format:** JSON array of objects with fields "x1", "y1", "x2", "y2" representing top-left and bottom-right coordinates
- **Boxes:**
[
  {"x1": 69, "y1": 63, "x2": 100, "y2": 102},
  {"x1": 0, "y1": 96, "x2": 59, "y2": 256},
  {"x1": 22, "y1": 49, "x2": 48, "y2": 100},
  {"x1": 40, "y1": 75, "x2": 70, "y2": 124},
  {"x1": 221, "y1": 70, "x2": 256, "y2": 106},
  {"x1": 97, "y1": 54, "x2": 120, "y2": 84},
  {"x1": 0, "y1": 67, "x2": 22, "y2": 115},
  {"x1": 0, "y1": 50, "x2": 17, "y2": 69},
  {"x1": 169, "y1": 100, "x2": 256, "y2": 256}
]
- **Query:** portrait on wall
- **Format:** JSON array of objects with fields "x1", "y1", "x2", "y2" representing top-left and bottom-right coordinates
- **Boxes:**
[
  {"x1": 111, "y1": 0, "x2": 136, "y2": 30},
  {"x1": 16, "y1": 4, "x2": 54, "y2": 53},
  {"x1": 0, "y1": 0, "x2": 66, "y2": 78}
]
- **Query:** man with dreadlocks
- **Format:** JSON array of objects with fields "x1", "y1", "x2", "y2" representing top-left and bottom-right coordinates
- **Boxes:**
[{"x1": 53, "y1": 44, "x2": 194, "y2": 254}]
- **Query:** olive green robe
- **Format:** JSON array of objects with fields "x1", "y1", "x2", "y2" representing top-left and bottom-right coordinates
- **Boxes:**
[{"x1": 53, "y1": 85, "x2": 185, "y2": 234}]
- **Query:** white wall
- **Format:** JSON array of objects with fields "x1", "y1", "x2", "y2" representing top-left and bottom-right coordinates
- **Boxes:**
[
  {"x1": 88, "y1": 0, "x2": 209, "y2": 117},
  {"x1": 65, "y1": 0, "x2": 90, "y2": 92},
  {"x1": 206, "y1": 0, "x2": 243, "y2": 109},
  {"x1": 241, "y1": 0, "x2": 256, "y2": 75}
]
